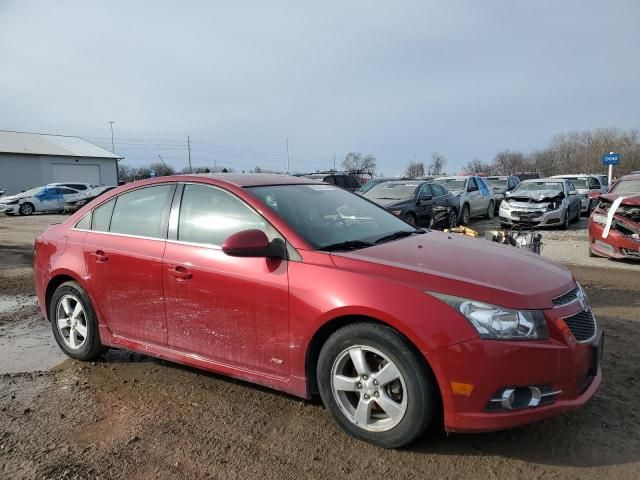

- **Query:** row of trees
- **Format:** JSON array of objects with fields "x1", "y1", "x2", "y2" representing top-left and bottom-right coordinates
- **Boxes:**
[
  {"x1": 462, "y1": 128, "x2": 640, "y2": 176},
  {"x1": 117, "y1": 127, "x2": 640, "y2": 183}
]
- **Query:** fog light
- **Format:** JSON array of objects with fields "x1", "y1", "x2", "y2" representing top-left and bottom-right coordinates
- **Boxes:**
[
  {"x1": 594, "y1": 240, "x2": 616, "y2": 253},
  {"x1": 487, "y1": 385, "x2": 561, "y2": 411}
]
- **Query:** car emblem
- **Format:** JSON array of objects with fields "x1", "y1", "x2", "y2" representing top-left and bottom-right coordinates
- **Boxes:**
[{"x1": 576, "y1": 288, "x2": 590, "y2": 311}]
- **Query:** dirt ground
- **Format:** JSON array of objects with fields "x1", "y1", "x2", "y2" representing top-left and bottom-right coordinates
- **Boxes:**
[{"x1": 1, "y1": 214, "x2": 639, "y2": 479}]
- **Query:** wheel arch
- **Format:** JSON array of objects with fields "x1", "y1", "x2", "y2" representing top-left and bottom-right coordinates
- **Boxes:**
[
  {"x1": 304, "y1": 314, "x2": 442, "y2": 403},
  {"x1": 45, "y1": 272, "x2": 84, "y2": 321}
]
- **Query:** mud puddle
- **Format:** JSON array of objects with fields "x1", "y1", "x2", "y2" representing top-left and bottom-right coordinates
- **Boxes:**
[{"x1": 0, "y1": 294, "x2": 66, "y2": 374}]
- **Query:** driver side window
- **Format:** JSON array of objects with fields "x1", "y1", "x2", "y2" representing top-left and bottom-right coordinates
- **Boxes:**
[
  {"x1": 467, "y1": 177, "x2": 478, "y2": 191},
  {"x1": 178, "y1": 184, "x2": 267, "y2": 246}
]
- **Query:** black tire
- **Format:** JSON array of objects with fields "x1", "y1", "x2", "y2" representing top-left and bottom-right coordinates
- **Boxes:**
[
  {"x1": 19, "y1": 202, "x2": 34, "y2": 216},
  {"x1": 460, "y1": 204, "x2": 471, "y2": 225},
  {"x1": 405, "y1": 213, "x2": 417, "y2": 226},
  {"x1": 571, "y1": 206, "x2": 580, "y2": 223},
  {"x1": 317, "y1": 323, "x2": 438, "y2": 448},
  {"x1": 485, "y1": 200, "x2": 495, "y2": 219},
  {"x1": 447, "y1": 209, "x2": 458, "y2": 229},
  {"x1": 560, "y1": 210, "x2": 570, "y2": 230},
  {"x1": 50, "y1": 281, "x2": 106, "y2": 361}
]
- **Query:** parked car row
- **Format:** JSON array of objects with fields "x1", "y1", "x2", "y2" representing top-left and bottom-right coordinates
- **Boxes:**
[{"x1": 0, "y1": 183, "x2": 115, "y2": 216}]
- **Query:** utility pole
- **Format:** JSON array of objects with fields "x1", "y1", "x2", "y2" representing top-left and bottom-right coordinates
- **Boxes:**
[
  {"x1": 108, "y1": 121, "x2": 119, "y2": 183},
  {"x1": 333, "y1": 153, "x2": 336, "y2": 172},
  {"x1": 285, "y1": 138, "x2": 290, "y2": 174},
  {"x1": 187, "y1": 136, "x2": 193, "y2": 173}
]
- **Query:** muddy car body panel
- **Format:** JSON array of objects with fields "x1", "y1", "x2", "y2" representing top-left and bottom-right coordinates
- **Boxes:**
[
  {"x1": 589, "y1": 192, "x2": 640, "y2": 260},
  {"x1": 34, "y1": 174, "x2": 602, "y2": 435}
]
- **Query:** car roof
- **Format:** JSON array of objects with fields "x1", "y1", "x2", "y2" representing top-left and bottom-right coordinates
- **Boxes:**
[
  {"x1": 486, "y1": 176, "x2": 509, "y2": 179},
  {"x1": 135, "y1": 173, "x2": 321, "y2": 188},
  {"x1": 520, "y1": 178, "x2": 565, "y2": 183},
  {"x1": 551, "y1": 174, "x2": 592, "y2": 178},
  {"x1": 375, "y1": 180, "x2": 424, "y2": 186},
  {"x1": 436, "y1": 176, "x2": 471, "y2": 180},
  {"x1": 617, "y1": 173, "x2": 640, "y2": 181}
]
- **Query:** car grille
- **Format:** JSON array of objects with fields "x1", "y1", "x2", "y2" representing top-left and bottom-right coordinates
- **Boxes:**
[
  {"x1": 563, "y1": 310, "x2": 596, "y2": 342},
  {"x1": 512, "y1": 210, "x2": 543, "y2": 219},
  {"x1": 552, "y1": 285, "x2": 580, "y2": 306},
  {"x1": 621, "y1": 248, "x2": 640, "y2": 258}
]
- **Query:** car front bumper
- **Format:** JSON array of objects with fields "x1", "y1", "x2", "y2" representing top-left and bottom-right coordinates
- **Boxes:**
[
  {"x1": 0, "y1": 204, "x2": 19, "y2": 214},
  {"x1": 589, "y1": 218, "x2": 640, "y2": 260},
  {"x1": 424, "y1": 308, "x2": 602, "y2": 433},
  {"x1": 498, "y1": 205, "x2": 565, "y2": 227}
]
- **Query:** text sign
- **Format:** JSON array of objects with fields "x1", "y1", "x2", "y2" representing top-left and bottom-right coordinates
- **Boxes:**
[{"x1": 602, "y1": 153, "x2": 620, "y2": 166}]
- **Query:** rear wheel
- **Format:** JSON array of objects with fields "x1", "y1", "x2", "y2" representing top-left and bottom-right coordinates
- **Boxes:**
[
  {"x1": 317, "y1": 323, "x2": 438, "y2": 448},
  {"x1": 50, "y1": 281, "x2": 106, "y2": 361},
  {"x1": 19, "y1": 203, "x2": 34, "y2": 216}
]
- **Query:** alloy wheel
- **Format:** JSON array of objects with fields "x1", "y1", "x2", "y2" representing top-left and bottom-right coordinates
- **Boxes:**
[
  {"x1": 56, "y1": 294, "x2": 88, "y2": 350},
  {"x1": 330, "y1": 345, "x2": 408, "y2": 432}
]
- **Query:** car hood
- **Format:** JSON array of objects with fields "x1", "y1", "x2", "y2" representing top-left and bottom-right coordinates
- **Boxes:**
[
  {"x1": 0, "y1": 193, "x2": 26, "y2": 203},
  {"x1": 506, "y1": 190, "x2": 564, "y2": 203},
  {"x1": 600, "y1": 193, "x2": 640, "y2": 205},
  {"x1": 331, "y1": 231, "x2": 574, "y2": 309},
  {"x1": 371, "y1": 198, "x2": 412, "y2": 208}
]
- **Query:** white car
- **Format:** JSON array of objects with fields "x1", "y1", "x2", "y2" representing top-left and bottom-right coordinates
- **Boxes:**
[
  {"x1": 433, "y1": 175, "x2": 495, "y2": 225},
  {"x1": 0, "y1": 185, "x2": 82, "y2": 216},
  {"x1": 551, "y1": 174, "x2": 606, "y2": 215}
]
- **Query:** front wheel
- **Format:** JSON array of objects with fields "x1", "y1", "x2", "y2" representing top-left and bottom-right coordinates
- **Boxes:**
[
  {"x1": 405, "y1": 213, "x2": 417, "y2": 226},
  {"x1": 50, "y1": 281, "x2": 106, "y2": 361},
  {"x1": 485, "y1": 201, "x2": 495, "y2": 219},
  {"x1": 19, "y1": 202, "x2": 34, "y2": 216},
  {"x1": 447, "y1": 209, "x2": 458, "y2": 229},
  {"x1": 460, "y1": 204, "x2": 471, "y2": 225},
  {"x1": 317, "y1": 323, "x2": 438, "y2": 448}
]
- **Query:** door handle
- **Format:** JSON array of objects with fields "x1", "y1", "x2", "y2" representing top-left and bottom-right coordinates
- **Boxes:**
[
  {"x1": 90, "y1": 250, "x2": 108, "y2": 263},
  {"x1": 168, "y1": 266, "x2": 192, "y2": 280}
]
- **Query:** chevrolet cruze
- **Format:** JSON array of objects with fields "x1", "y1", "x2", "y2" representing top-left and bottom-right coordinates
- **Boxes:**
[{"x1": 34, "y1": 174, "x2": 603, "y2": 448}]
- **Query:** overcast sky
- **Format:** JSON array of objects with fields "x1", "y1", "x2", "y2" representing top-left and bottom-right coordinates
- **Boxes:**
[{"x1": 1, "y1": 1, "x2": 638, "y2": 174}]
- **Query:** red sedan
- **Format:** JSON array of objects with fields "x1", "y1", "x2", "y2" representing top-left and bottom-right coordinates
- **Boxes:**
[{"x1": 34, "y1": 174, "x2": 602, "y2": 448}]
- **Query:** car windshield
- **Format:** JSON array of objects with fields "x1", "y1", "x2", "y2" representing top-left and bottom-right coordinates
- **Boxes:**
[
  {"x1": 434, "y1": 178, "x2": 465, "y2": 191},
  {"x1": 486, "y1": 178, "x2": 508, "y2": 188},
  {"x1": 611, "y1": 179, "x2": 640, "y2": 194},
  {"x1": 20, "y1": 187, "x2": 44, "y2": 196},
  {"x1": 358, "y1": 179, "x2": 388, "y2": 194},
  {"x1": 363, "y1": 182, "x2": 419, "y2": 201},
  {"x1": 558, "y1": 178, "x2": 588, "y2": 189},
  {"x1": 248, "y1": 184, "x2": 417, "y2": 250},
  {"x1": 513, "y1": 181, "x2": 563, "y2": 193}
]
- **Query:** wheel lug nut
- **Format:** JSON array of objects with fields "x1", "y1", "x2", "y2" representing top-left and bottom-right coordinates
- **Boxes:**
[
  {"x1": 373, "y1": 380, "x2": 378, "y2": 385},
  {"x1": 374, "y1": 391, "x2": 379, "y2": 398},
  {"x1": 362, "y1": 375, "x2": 368, "y2": 380},
  {"x1": 364, "y1": 394, "x2": 370, "y2": 399},
  {"x1": 356, "y1": 383, "x2": 362, "y2": 389}
]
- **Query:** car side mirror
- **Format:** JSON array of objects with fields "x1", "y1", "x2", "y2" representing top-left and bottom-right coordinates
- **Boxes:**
[
  {"x1": 418, "y1": 195, "x2": 432, "y2": 203},
  {"x1": 222, "y1": 229, "x2": 285, "y2": 259},
  {"x1": 468, "y1": 186, "x2": 479, "y2": 192}
]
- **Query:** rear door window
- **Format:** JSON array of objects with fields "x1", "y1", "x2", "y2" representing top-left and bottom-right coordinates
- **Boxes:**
[
  {"x1": 92, "y1": 199, "x2": 116, "y2": 232},
  {"x1": 109, "y1": 185, "x2": 173, "y2": 238}
]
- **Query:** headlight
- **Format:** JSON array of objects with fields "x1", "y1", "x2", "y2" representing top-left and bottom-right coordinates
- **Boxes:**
[
  {"x1": 546, "y1": 201, "x2": 561, "y2": 211},
  {"x1": 592, "y1": 213, "x2": 607, "y2": 225},
  {"x1": 501, "y1": 201, "x2": 511, "y2": 210},
  {"x1": 4, "y1": 199, "x2": 19, "y2": 205},
  {"x1": 429, "y1": 292, "x2": 549, "y2": 340}
]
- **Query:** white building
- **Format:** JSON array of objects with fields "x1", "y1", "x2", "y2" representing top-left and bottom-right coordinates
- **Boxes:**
[{"x1": 0, "y1": 130, "x2": 121, "y2": 195}]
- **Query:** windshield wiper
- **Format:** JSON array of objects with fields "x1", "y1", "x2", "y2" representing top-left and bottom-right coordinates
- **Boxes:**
[
  {"x1": 374, "y1": 229, "x2": 425, "y2": 245},
  {"x1": 319, "y1": 240, "x2": 374, "y2": 252}
]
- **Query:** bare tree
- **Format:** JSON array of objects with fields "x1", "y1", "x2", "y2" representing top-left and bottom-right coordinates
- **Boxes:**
[
  {"x1": 463, "y1": 158, "x2": 492, "y2": 174},
  {"x1": 149, "y1": 162, "x2": 176, "y2": 177},
  {"x1": 342, "y1": 152, "x2": 377, "y2": 175},
  {"x1": 405, "y1": 161, "x2": 425, "y2": 178},
  {"x1": 428, "y1": 152, "x2": 447, "y2": 175}
]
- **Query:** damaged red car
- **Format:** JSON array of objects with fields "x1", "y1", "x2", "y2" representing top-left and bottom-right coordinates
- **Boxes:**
[
  {"x1": 34, "y1": 174, "x2": 603, "y2": 448},
  {"x1": 589, "y1": 173, "x2": 640, "y2": 260}
]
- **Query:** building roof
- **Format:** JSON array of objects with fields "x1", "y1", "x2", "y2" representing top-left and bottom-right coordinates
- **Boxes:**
[{"x1": 0, "y1": 130, "x2": 121, "y2": 159}]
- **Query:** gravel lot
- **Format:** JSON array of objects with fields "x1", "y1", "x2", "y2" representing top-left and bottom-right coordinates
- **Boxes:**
[{"x1": 1, "y1": 213, "x2": 639, "y2": 479}]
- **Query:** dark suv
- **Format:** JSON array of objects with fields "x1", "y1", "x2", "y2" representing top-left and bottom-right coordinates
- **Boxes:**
[{"x1": 303, "y1": 173, "x2": 361, "y2": 192}]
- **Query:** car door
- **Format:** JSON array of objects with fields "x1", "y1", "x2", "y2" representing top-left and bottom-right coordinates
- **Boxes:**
[
  {"x1": 476, "y1": 177, "x2": 492, "y2": 212},
  {"x1": 565, "y1": 181, "x2": 578, "y2": 218},
  {"x1": 466, "y1": 177, "x2": 482, "y2": 215},
  {"x1": 430, "y1": 183, "x2": 451, "y2": 227},
  {"x1": 415, "y1": 184, "x2": 433, "y2": 225},
  {"x1": 82, "y1": 183, "x2": 175, "y2": 346},
  {"x1": 58, "y1": 187, "x2": 81, "y2": 210},
  {"x1": 162, "y1": 183, "x2": 290, "y2": 377}
]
